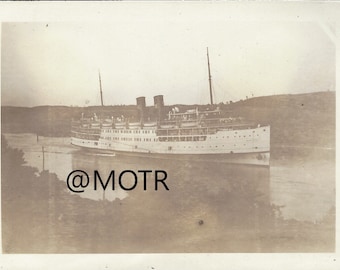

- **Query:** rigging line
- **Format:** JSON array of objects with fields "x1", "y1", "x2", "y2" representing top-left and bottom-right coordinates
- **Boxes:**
[{"x1": 98, "y1": 70, "x2": 104, "y2": 106}]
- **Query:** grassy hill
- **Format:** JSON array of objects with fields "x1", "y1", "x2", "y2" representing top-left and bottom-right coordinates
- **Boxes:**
[
  {"x1": 1, "y1": 91, "x2": 335, "y2": 152},
  {"x1": 226, "y1": 91, "x2": 335, "y2": 149}
]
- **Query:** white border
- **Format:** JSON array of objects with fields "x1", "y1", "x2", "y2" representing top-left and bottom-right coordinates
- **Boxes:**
[{"x1": 0, "y1": 1, "x2": 339, "y2": 269}]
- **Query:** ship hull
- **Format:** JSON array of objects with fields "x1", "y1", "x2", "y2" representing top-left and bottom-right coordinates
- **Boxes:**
[
  {"x1": 71, "y1": 141, "x2": 270, "y2": 167},
  {"x1": 71, "y1": 124, "x2": 270, "y2": 166},
  {"x1": 114, "y1": 150, "x2": 270, "y2": 167}
]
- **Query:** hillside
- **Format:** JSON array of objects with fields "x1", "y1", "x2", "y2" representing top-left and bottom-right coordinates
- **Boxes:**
[
  {"x1": 226, "y1": 91, "x2": 335, "y2": 149},
  {"x1": 1, "y1": 91, "x2": 335, "y2": 152}
]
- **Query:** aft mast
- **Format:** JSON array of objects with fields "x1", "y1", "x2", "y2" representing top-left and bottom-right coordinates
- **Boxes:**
[{"x1": 206, "y1": 47, "x2": 214, "y2": 105}]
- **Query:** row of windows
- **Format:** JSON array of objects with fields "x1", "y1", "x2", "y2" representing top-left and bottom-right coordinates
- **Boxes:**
[
  {"x1": 215, "y1": 134, "x2": 260, "y2": 139},
  {"x1": 166, "y1": 143, "x2": 254, "y2": 151},
  {"x1": 180, "y1": 143, "x2": 249, "y2": 149},
  {"x1": 103, "y1": 129, "x2": 155, "y2": 134},
  {"x1": 100, "y1": 128, "x2": 266, "y2": 137},
  {"x1": 101, "y1": 136, "x2": 158, "y2": 142},
  {"x1": 77, "y1": 140, "x2": 256, "y2": 152},
  {"x1": 74, "y1": 134, "x2": 100, "y2": 140},
  {"x1": 159, "y1": 136, "x2": 207, "y2": 142},
  {"x1": 99, "y1": 133, "x2": 261, "y2": 142}
]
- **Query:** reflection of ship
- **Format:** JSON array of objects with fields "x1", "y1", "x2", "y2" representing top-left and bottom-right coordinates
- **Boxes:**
[
  {"x1": 71, "y1": 49, "x2": 270, "y2": 166},
  {"x1": 71, "y1": 151, "x2": 271, "y2": 204}
]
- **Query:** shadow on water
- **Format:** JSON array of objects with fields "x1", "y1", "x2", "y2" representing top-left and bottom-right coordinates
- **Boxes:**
[{"x1": 1, "y1": 135, "x2": 335, "y2": 253}]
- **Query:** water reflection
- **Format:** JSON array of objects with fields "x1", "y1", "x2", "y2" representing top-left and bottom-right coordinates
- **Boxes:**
[
  {"x1": 4, "y1": 133, "x2": 334, "y2": 222},
  {"x1": 68, "y1": 151, "x2": 275, "y2": 251},
  {"x1": 2, "y1": 133, "x2": 335, "y2": 253},
  {"x1": 71, "y1": 150, "x2": 270, "y2": 203}
]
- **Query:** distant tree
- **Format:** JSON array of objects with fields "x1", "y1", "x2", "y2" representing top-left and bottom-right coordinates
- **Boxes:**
[{"x1": 1, "y1": 135, "x2": 25, "y2": 167}]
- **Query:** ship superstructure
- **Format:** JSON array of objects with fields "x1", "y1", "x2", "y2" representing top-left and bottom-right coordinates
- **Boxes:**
[
  {"x1": 71, "y1": 49, "x2": 270, "y2": 166},
  {"x1": 71, "y1": 95, "x2": 270, "y2": 166}
]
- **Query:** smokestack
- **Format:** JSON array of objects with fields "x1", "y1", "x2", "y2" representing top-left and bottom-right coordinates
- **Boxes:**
[
  {"x1": 153, "y1": 95, "x2": 164, "y2": 121},
  {"x1": 136, "y1": 96, "x2": 146, "y2": 123}
]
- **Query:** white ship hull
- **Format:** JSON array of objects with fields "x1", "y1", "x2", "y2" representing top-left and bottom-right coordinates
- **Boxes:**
[{"x1": 71, "y1": 125, "x2": 270, "y2": 166}]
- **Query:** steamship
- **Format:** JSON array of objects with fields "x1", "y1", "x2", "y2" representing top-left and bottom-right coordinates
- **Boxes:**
[{"x1": 71, "y1": 49, "x2": 270, "y2": 166}]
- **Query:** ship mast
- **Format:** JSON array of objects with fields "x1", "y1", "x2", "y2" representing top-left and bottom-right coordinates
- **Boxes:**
[
  {"x1": 206, "y1": 47, "x2": 214, "y2": 105},
  {"x1": 99, "y1": 70, "x2": 104, "y2": 106}
]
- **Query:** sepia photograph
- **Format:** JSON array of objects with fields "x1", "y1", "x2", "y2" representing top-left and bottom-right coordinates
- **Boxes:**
[{"x1": 0, "y1": 1, "x2": 338, "y2": 268}]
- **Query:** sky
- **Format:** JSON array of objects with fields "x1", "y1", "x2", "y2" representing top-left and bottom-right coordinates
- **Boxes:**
[{"x1": 1, "y1": 18, "x2": 335, "y2": 107}]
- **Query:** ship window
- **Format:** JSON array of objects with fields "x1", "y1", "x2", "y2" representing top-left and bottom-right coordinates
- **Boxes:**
[
  {"x1": 168, "y1": 146, "x2": 172, "y2": 150},
  {"x1": 263, "y1": 129, "x2": 266, "y2": 132}
]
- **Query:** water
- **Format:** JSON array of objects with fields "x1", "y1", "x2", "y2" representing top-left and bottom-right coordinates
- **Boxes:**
[
  {"x1": 4, "y1": 133, "x2": 334, "y2": 222},
  {"x1": 2, "y1": 133, "x2": 335, "y2": 252}
]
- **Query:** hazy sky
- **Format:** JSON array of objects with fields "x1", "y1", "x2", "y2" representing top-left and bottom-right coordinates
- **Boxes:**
[{"x1": 1, "y1": 19, "x2": 335, "y2": 107}]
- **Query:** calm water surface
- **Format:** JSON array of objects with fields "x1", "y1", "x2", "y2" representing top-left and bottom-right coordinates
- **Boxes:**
[{"x1": 4, "y1": 133, "x2": 334, "y2": 222}]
